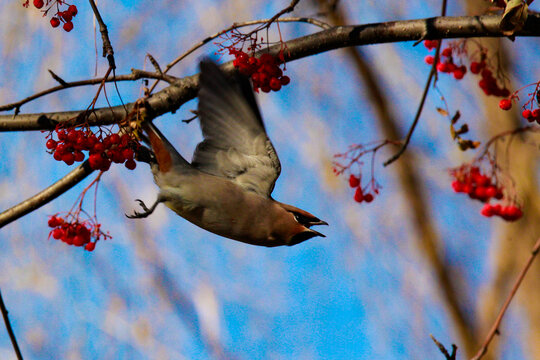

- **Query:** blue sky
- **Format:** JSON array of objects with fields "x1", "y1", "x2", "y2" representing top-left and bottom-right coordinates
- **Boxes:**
[{"x1": 0, "y1": 1, "x2": 539, "y2": 359}]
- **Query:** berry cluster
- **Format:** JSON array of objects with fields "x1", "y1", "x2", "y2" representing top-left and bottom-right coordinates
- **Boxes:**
[
  {"x1": 48, "y1": 215, "x2": 104, "y2": 251},
  {"x1": 451, "y1": 166, "x2": 503, "y2": 202},
  {"x1": 423, "y1": 41, "x2": 510, "y2": 98},
  {"x1": 46, "y1": 127, "x2": 138, "y2": 171},
  {"x1": 24, "y1": 0, "x2": 78, "y2": 32},
  {"x1": 230, "y1": 49, "x2": 290, "y2": 93},
  {"x1": 472, "y1": 63, "x2": 510, "y2": 97},
  {"x1": 521, "y1": 108, "x2": 540, "y2": 123},
  {"x1": 349, "y1": 175, "x2": 375, "y2": 203},
  {"x1": 450, "y1": 165, "x2": 523, "y2": 221},
  {"x1": 480, "y1": 203, "x2": 523, "y2": 221},
  {"x1": 424, "y1": 42, "x2": 467, "y2": 80}
]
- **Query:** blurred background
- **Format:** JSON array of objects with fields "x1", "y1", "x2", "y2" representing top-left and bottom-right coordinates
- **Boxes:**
[{"x1": 1, "y1": 0, "x2": 539, "y2": 359}]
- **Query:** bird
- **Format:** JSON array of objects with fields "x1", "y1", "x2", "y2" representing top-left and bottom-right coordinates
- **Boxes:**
[{"x1": 128, "y1": 59, "x2": 327, "y2": 247}]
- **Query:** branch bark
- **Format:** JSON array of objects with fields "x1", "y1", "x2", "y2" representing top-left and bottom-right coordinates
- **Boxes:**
[{"x1": 2, "y1": 14, "x2": 540, "y2": 131}]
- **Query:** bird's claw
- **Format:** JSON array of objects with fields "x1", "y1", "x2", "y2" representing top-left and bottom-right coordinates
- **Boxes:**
[{"x1": 126, "y1": 199, "x2": 152, "y2": 219}]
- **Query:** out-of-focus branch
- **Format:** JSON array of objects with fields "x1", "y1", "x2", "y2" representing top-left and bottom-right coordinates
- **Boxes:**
[
  {"x1": 0, "y1": 289, "x2": 23, "y2": 360},
  {"x1": 314, "y1": 0, "x2": 479, "y2": 356},
  {"x1": 2, "y1": 14, "x2": 540, "y2": 131},
  {"x1": 472, "y1": 237, "x2": 540, "y2": 360},
  {"x1": 383, "y1": 0, "x2": 447, "y2": 166},
  {"x1": 0, "y1": 162, "x2": 94, "y2": 228}
]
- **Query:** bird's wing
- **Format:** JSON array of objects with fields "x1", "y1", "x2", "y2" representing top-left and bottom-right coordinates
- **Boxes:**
[{"x1": 191, "y1": 60, "x2": 281, "y2": 197}]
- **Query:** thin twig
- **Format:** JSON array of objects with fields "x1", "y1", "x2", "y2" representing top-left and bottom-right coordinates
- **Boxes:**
[
  {"x1": 147, "y1": 16, "x2": 329, "y2": 94},
  {"x1": 430, "y1": 335, "x2": 457, "y2": 360},
  {"x1": 0, "y1": 289, "x2": 23, "y2": 360},
  {"x1": 0, "y1": 70, "x2": 176, "y2": 113},
  {"x1": 0, "y1": 161, "x2": 94, "y2": 228},
  {"x1": 88, "y1": 0, "x2": 115, "y2": 68},
  {"x1": 383, "y1": 0, "x2": 448, "y2": 167},
  {"x1": 471, "y1": 237, "x2": 540, "y2": 360}
]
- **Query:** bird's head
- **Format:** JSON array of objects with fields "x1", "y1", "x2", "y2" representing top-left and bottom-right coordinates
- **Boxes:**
[{"x1": 275, "y1": 201, "x2": 328, "y2": 246}]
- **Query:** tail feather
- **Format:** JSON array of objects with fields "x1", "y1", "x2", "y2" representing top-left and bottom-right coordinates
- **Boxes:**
[{"x1": 142, "y1": 122, "x2": 190, "y2": 172}]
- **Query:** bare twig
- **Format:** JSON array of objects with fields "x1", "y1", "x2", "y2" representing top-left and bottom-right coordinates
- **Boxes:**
[
  {"x1": 88, "y1": 0, "x2": 115, "y2": 68},
  {"x1": 0, "y1": 70, "x2": 177, "y2": 113},
  {"x1": 0, "y1": 289, "x2": 23, "y2": 360},
  {"x1": 471, "y1": 237, "x2": 540, "y2": 360},
  {"x1": 383, "y1": 0, "x2": 448, "y2": 167},
  {"x1": 0, "y1": 161, "x2": 94, "y2": 228},
  {"x1": 430, "y1": 335, "x2": 457, "y2": 360},
  {"x1": 47, "y1": 70, "x2": 67, "y2": 86}
]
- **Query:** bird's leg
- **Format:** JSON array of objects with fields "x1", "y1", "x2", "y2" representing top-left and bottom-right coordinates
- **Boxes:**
[{"x1": 126, "y1": 198, "x2": 161, "y2": 219}]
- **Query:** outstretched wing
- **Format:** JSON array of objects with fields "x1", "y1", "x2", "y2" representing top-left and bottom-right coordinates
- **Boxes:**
[{"x1": 191, "y1": 60, "x2": 281, "y2": 197}]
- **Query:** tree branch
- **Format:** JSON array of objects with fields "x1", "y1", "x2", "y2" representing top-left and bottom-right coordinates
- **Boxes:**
[
  {"x1": 88, "y1": 0, "x2": 115, "y2": 68},
  {"x1": 2, "y1": 14, "x2": 540, "y2": 132},
  {"x1": 0, "y1": 162, "x2": 94, "y2": 228},
  {"x1": 0, "y1": 289, "x2": 23, "y2": 360},
  {"x1": 0, "y1": 70, "x2": 177, "y2": 113},
  {"x1": 471, "y1": 237, "x2": 540, "y2": 360}
]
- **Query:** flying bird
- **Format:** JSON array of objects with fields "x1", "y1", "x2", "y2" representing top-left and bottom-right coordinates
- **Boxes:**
[{"x1": 128, "y1": 60, "x2": 327, "y2": 246}]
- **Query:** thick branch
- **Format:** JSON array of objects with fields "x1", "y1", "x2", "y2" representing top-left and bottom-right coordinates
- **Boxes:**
[
  {"x1": 1, "y1": 14, "x2": 540, "y2": 131},
  {"x1": 0, "y1": 162, "x2": 94, "y2": 228}
]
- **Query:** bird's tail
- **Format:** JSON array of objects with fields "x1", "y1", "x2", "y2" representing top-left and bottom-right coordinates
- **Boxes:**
[{"x1": 142, "y1": 121, "x2": 190, "y2": 172}]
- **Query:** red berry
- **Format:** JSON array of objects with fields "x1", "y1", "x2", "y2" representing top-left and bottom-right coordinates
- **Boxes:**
[
  {"x1": 522, "y1": 109, "x2": 533, "y2": 120},
  {"x1": 88, "y1": 153, "x2": 104, "y2": 170},
  {"x1": 485, "y1": 186, "x2": 497, "y2": 198},
  {"x1": 46, "y1": 139, "x2": 57, "y2": 150},
  {"x1": 52, "y1": 228, "x2": 64, "y2": 240},
  {"x1": 48, "y1": 216, "x2": 61, "y2": 228},
  {"x1": 62, "y1": 153, "x2": 75, "y2": 165},
  {"x1": 470, "y1": 62, "x2": 482, "y2": 74},
  {"x1": 261, "y1": 85, "x2": 271, "y2": 93},
  {"x1": 63, "y1": 21, "x2": 74, "y2": 32},
  {"x1": 480, "y1": 203, "x2": 494, "y2": 217},
  {"x1": 437, "y1": 62, "x2": 449, "y2": 73},
  {"x1": 499, "y1": 99, "x2": 512, "y2": 111},
  {"x1": 453, "y1": 70, "x2": 465, "y2": 80},
  {"x1": 50, "y1": 17, "x2": 60, "y2": 28},
  {"x1": 349, "y1": 175, "x2": 360, "y2": 188},
  {"x1": 532, "y1": 109, "x2": 540, "y2": 120},
  {"x1": 451, "y1": 180, "x2": 464, "y2": 193},
  {"x1": 122, "y1": 148, "x2": 134, "y2": 160},
  {"x1": 259, "y1": 53, "x2": 274, "y2": 65},
  {"x1": 85, "y1": 242, "x2": 96, "y2": 251},
  {"x1": 73, "y1": 151, "x2": 85, "y2": 162},
  {"x1": 280, "y1": 75, "x2": 290, "y2": 86},
  {"x1": 424, "y1": 55, "x2": 434, "y2": 65},
  {"x1": 93, "y1": 142, "x2": 106, "y2": 153},
  {"x1": 61, "y1": 11, "x2": 72, "y2": 22},
  {"x1": 73, "y1": 235, "x2": 87, "y2": 247},
  {"x1": 125, "y1": 159, "x2": 137, "y2": 170},
  {"x1": 353, "y1": 187, "x2": 364, "y2": 203},
  {"x1": 269, "y1": 77, "x2": 281, "y2": 91},
  {"x1": 441, "y1": 47, "x2": 452, "y2": 57},
  {"x1": 109, "y1": 133, "x2": 120, "y2": 144},
  {"x1": 68, "y1": 5, "x2": 78, "y2": 16},
  {"x1": 33, "y1": 0, "x2": 44, "y2": 9},
  {"x1": 364, "y1": 193, "x2": 374, "y2": 203}
]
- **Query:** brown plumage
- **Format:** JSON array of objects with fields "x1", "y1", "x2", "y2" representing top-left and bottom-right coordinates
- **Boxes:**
[{"x1": 128, "y1": 60, "x2": 327, "y2": 246}]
